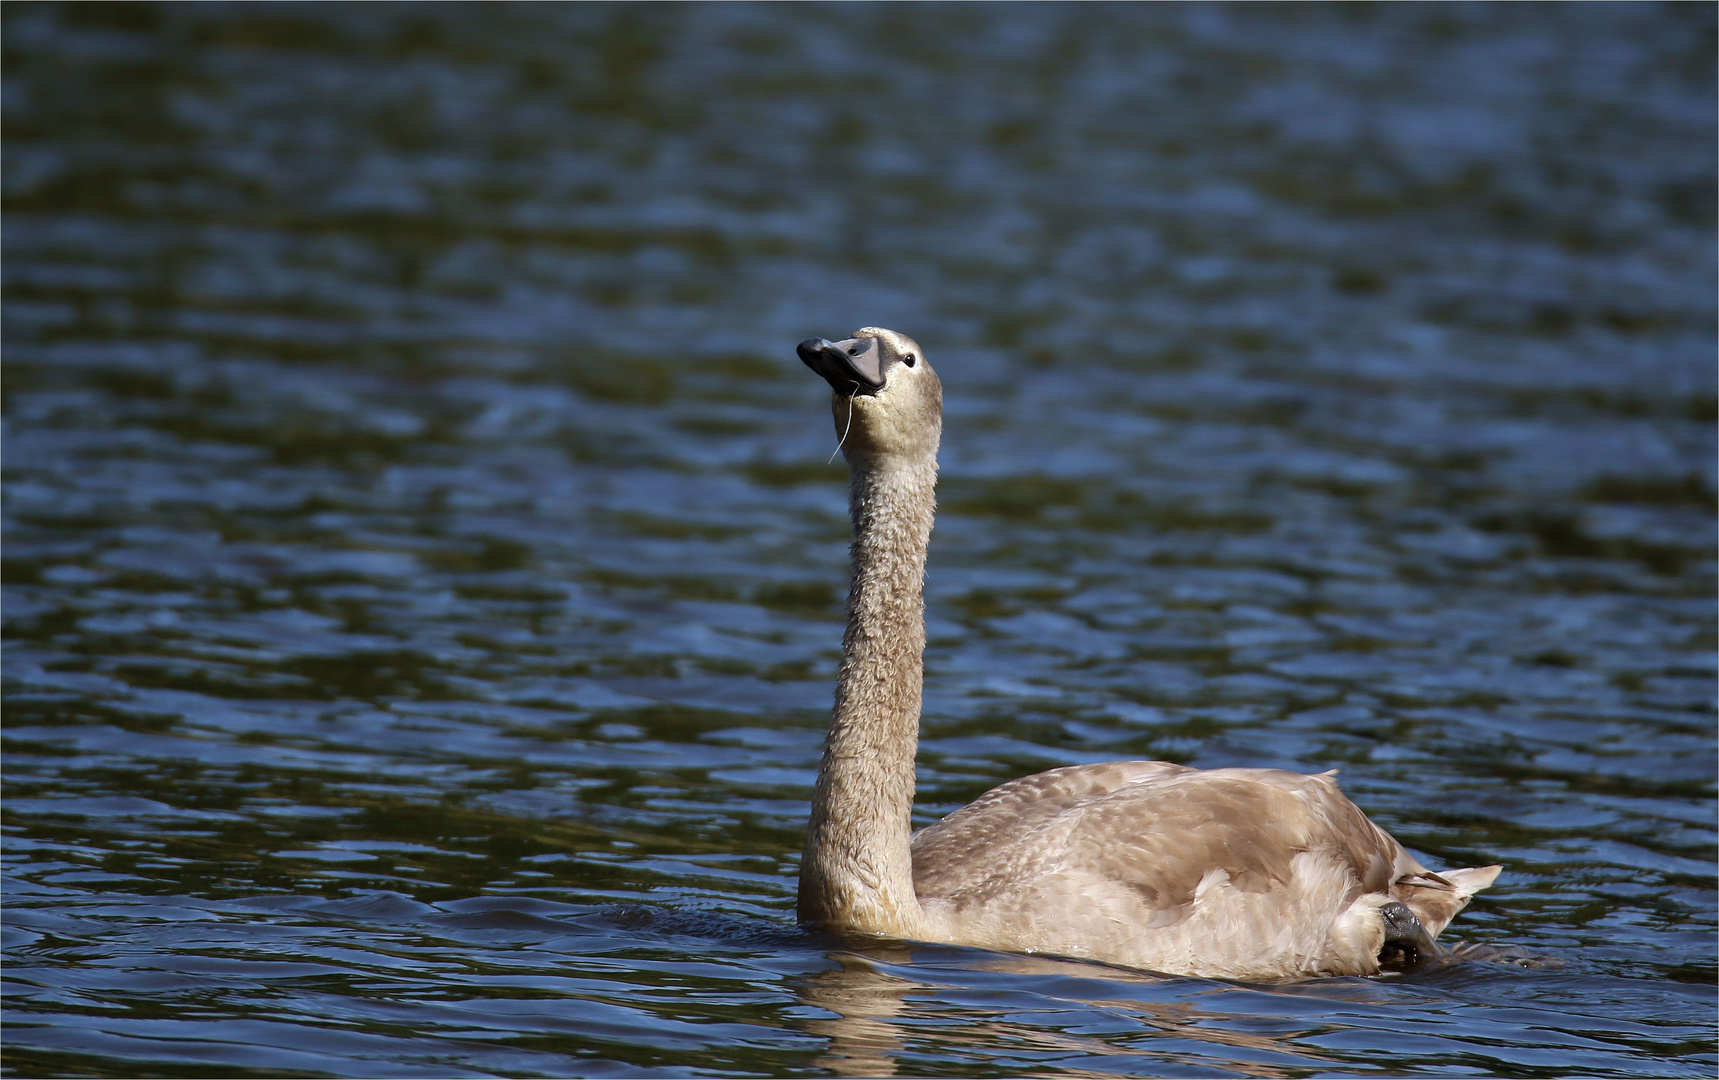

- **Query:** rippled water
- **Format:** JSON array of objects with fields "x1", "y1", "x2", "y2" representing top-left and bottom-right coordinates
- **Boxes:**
[{"x1": 4, "y1": 4, "x2": 1715, "y2": 1077}]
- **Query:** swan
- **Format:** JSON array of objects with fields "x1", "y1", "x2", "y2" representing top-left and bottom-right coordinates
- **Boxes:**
[{"x1": 794, "y1": 327, "x2": 1501, "y2": 980}]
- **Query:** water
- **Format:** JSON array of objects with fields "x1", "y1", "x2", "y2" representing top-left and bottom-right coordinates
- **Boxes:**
[{"x1": 3, "y1": 4, "x2": 1714, "y2": 1076}]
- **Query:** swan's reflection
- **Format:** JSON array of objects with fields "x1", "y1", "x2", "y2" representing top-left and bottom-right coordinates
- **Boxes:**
[
  {"x1": 797, "y1": 947, "x2": 916, "y2": 1077},
  {"x1": 794, "y1": 943, "x2": 1354, "y2": 1078}
]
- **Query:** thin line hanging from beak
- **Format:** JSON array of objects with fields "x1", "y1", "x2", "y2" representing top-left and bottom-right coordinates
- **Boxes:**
[{"x1": 828, "y1": 383, "x2": 859, "y2": 464}]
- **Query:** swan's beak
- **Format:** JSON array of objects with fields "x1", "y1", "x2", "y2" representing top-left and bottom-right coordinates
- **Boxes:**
[{"x1": 797, "y1": 337, "x2": 885, "y2": 394}]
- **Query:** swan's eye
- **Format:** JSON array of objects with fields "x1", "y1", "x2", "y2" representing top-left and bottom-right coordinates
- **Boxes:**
[{"x1": 903, "y1": 354, "x2": 916, "y2": 368}]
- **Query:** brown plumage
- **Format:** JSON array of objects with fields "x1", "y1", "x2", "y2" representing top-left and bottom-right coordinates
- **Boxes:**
[{"x1": 794, "y1": 327, "x2": 1500, "y2": 980}]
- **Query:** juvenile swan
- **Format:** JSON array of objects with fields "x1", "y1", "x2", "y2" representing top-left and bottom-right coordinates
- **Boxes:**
[{"x1": 795, "y1": 327, "x2": 1500, "y2": 980}]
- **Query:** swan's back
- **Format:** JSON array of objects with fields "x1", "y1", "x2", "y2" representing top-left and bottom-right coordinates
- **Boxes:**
[{"x1": 910, "y1": 762, "x2": 1498, "y2": 979}]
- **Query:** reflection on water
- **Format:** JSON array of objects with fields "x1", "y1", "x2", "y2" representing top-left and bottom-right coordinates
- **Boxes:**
[
  {"x1": 796, "y1": 942, "x2": 1657, "y2": 1080},
  {"x1": 3, "y1": 3, "x2": 1714, "y2": 1077},
  {"x1": 797, "y1": 948, "x2": 1324, "y2": 1080},
  {"x1": 799, "y1": 950, "x2": 918, "y2": 1078}
]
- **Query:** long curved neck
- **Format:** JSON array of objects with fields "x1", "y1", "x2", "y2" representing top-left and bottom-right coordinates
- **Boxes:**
[{"x1": 799, "y1": 453, "x2": 937, "y2": 937}]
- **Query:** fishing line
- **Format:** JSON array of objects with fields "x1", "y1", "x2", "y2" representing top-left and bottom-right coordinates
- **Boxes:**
[{"x1": 828, "y1": 384, "x2": 859, "y2": 464}]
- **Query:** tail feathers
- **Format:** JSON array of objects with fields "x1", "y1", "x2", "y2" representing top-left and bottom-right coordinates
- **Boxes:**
[
  {"x1": 1393, "y1": 864, "x2": 1501, "y2": 939},
  {"x1": 1442, "y1": 864, "x2": 1502, "y2": 897}
]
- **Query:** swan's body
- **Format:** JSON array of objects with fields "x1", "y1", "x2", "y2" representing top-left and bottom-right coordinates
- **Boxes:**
[{"x1": 795, "y1": 328, "x2": 1499, "y2": 980}]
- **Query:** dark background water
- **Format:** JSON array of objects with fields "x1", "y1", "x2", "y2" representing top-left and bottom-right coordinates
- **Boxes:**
[{"x1": 3, "y1": 3, "x2": 1715, "y2": 1077}]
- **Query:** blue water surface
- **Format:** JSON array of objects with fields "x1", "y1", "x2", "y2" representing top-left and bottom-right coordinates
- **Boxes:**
[{"x1": 4, "y1": 4, "x2": 1715, "y2": 1077}]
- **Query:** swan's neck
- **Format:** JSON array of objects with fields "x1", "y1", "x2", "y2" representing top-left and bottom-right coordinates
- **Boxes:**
[{"x1": 800, "y1": 454, "x2": 937, "y2": 938}]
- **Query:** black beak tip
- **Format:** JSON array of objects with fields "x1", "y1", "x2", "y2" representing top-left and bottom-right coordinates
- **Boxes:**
[{"x1": 796, "y1": 338, "x2": 829, "y2": 367}]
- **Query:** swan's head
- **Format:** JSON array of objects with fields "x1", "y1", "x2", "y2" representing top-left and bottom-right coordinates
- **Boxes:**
[{"x1": 797, "y1": 327, "x2": 942, "y2": 465}]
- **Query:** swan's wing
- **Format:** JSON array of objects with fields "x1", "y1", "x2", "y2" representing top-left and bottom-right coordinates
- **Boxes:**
[
  {"x1": 1216, "y1": 770, "x2": 1502, "y2": 936},
  {"x1": 1058, "y1": 768, "x2": 1413, "y2": 910},
  {"x1": 911, "y1": 761, "x2": 1190, "y2": 902},
  {"x1": 912, "y1": 763, "x2": 1500, "y2": 974},
  {"x1": 913, "y1": 764, "x2": 1427, "y2": 925}
]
